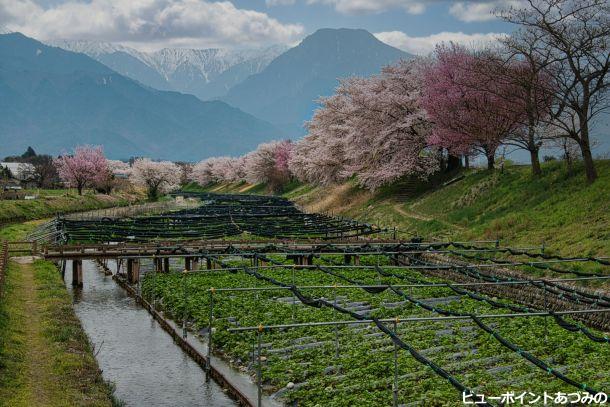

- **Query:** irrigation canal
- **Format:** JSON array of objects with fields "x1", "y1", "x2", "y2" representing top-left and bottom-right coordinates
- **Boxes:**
[{"x1": 64, "y1": 260, "x2": 236, "y2": 407}]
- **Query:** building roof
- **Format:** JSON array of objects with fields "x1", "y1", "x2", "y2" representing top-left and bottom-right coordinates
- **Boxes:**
[{"x1": 0, "y1": 162, "x2": 36, "y2": 181}]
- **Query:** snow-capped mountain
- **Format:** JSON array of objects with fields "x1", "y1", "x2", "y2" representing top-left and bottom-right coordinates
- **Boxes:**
[
  {"x1": 0, "y1": 33, "x2": 282, "y2": 161},
  {"x1": 49, "y1": 40, "x2": 289, "y2": 100}
]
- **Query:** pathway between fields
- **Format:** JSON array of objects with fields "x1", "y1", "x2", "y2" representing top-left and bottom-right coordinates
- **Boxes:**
[
  {"x1": 392, "y1": 203, "x2": 465, "y2": 231},
  {"x1": 0, "y1": 259, "x2": 113, "y2": 407},
  {"x1": 2, "y1": 261, "x2": 60, "y2": 406}
]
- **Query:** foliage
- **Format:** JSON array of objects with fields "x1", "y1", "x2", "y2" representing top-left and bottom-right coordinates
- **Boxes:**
[
  {"x1": 244, "y1": 140, "x2": 294, "y2": 192},
  {"x1": 290, "y1": 60, "x2": 436, "y2": 190},
  {"x1": 289, "y1": 160, "x2": 610, "y2": 257},
  {"x1": 421, "y1": 44, "x2": 525, "y2": 170},
  {"x1": 0, "y1": 191, "x2": 133, "y2": 226},
  {"x1": 54, "y1": 146, "x2": 110, "y2": 195},
  {"x1": 142, "y1": 253, "x2": 610, "y2": 406},
  {"x1": 499, "y1": 0, "x2": 610, "y2": 182},
  {"x1": 130, "y1": 158, "x2": 180, "y2": 200},
  {"x1": 0, "y1": 260, "x2": 116, "y2": 406}
]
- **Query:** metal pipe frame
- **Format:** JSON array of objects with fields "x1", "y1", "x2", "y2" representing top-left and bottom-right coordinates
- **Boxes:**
[
  {"x1": 182, "y1": 258, "x2": 608, "y2": 270},
  {"x1": 204, "y1": 275, "x2": 610, "y2": 292},
  {"x1": 228, "y1": 308, "x2": 610, "y2": 332}
]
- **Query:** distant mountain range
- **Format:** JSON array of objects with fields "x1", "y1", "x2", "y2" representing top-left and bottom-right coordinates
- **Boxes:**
[
  {"x1": 53, "y1": 29, "x2": 411, "y2": 135},
  {"x1": 223, "y1": 28, "x2": 411, "y2": 134},
  {"x1": 2, "y1": 29, "x2": 606, "y2": 162},
  {"x1": 50, "y1": 40, "x2": 288, "y2": 100},
  {"x1": 0, "y1": 33, "x2": 281, "y2": 161}
]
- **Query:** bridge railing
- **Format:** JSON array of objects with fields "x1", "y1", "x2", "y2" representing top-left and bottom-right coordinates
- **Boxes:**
[{"x1": 8, "y1": 241, "x2": 36, "y2": 256}]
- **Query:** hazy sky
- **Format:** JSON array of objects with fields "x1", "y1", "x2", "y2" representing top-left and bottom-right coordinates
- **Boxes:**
[{"x1": 0, "y1": 0, "x2": 520, "y2": 53}]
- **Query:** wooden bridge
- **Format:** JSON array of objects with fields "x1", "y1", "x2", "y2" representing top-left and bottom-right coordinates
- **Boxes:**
[
  {"x1": 40, "y1": 239, "x2": 444, "y2": 287},
  {"x1": 40, "y1": 239, "x2": 420, "y2": 259}
]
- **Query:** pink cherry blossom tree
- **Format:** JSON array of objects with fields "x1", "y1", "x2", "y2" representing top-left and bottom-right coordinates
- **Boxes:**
[
  {"x1": 54, "y1": 145, "x2": 109, "y2": 195},
  {"x1": 224, "y1": 156, "x2": 247, "y2": 182},
  {"x1": 289, "y1": 93, "x2": 352, "y2": 185},
  {"x1": 107, "y1": 160, "x2": 131, "y2": 178},
  {"x1": 244, "y1": 140, "x2": 293, "y2": 192},
  {"x1": 192, "y1": 156, "x2": 246, "y2": 185},
  {"x1": 340, "y1": 60, "x2": 437, "y2": 189},
  {"x1": 130, "y1": 158, "x2": 180, "y2": 200},
  {"x1": 422, "y1": 44, "x2": 526, "y2": 170},
  {"x1": 292, "y1": 59, "x2": 436, "y2": 190},
  {"x1": 191, "y1": 159, "x2": 215, "y2": 186}
]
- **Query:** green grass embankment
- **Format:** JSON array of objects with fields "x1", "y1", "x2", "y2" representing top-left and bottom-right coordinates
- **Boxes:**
[
  {"x1": 0, "y1": 190, "x2": 137, "y2": 406},
  {"x1": 0, "y1": 260, "x2": 118, "y2": 407},
  {"x1": 0, "y1": 190, "x2": 138, "y2": 226},
  {"x1": 190, "y1": 160, "x2": 609, "y2": 257}
]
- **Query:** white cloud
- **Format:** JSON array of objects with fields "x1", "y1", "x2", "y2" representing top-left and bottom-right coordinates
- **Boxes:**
[
  {"x1": 374, "y1": 30, "x2": 507, "y2": 55},
  {"x1": 307, "y1": 0, "x2": 427, "y2": 15},
  {"x1": 0, "y1": 0, "x2": 304, "y2": 50},
  {"x1": 307, "y1": 0, "x2": 526, "y2": 20},
  {"x1": 266, "y1": 0, "x2": 296, "y2": 6},
  {"x1": 449, "y1": 1, "x2": 526, "y2": 22}
]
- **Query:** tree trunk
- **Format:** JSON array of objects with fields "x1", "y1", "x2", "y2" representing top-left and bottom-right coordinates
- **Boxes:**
[
  {"x1": 575, "y1": 110, "x2": 597, "y2": 183},
  {"x1": 464, "y1": 155, "x2": 470, "y2": 169},
  {"x1": 446, "y1": 154, "x2": 461, "y2": 172},
  {"x1": 77, "y1": 184, "x2": 83, "y2": 195},
  {"x1": 530, "y1": 148, "x2": 542, "y2": 176},
  {"x1": 486, "y1": 152, "x2": 495, "y2": 171},
  {"x1": 581, "y1": 145, "x2": 597, "y2": 183},
  {"x1": 149, "y1": 186, "x2": 159, "y2": 201},
  {"x1": 579, "y1": 130, "x2": 597, "y2": 183}
]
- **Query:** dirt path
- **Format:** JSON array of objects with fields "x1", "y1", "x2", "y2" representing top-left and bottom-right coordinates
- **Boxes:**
[
  {"x1": 0, "y1": 259, "x2": 113, "y2": 407},
  {"x1": 392, "y1": 203, "x2": 433, "y2": 222},
  {"x1": 3, "y1": 261, "x2": 60, "y2": 406},
  {"x1": 392, "y1": 203, "x2": 465, "y2": 231}
]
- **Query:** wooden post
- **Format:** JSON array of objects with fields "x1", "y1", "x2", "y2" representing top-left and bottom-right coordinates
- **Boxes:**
[
  {"x1": 344, "y1": 254, "x2": 352, "y2": 265},
  {"x1": 127, "y1": 259, "x2": 133, "y2": 282},
  {"x1": 133, "y1": 259, "x2": 140, "y2": 284},
  {"x1": 306, "y1": 254, "x2": 314, "y2": 266},
  {"x1": 163, "y1": 258, "x2": 170, "y2": 273},
  {"x1": 72, "y1": 259, "x2": 83, "y2": 287},
  {"x1": 154, "y1": 257, "x2": 163, "y2": 272},
  {"x1": 185, "y1": 257, "x2": 192, "y2": 271},
  {"x1": 354, "y1": 255, "x2": 360, "y2": 266},
  {"x1": 206, "y1": 258, "x2": 212, "y2": 270},
  {"x1": 127, "y1": 259, "x2": 140, "y2": 284}
]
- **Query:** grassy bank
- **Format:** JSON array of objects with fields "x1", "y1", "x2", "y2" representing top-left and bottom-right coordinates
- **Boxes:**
[
  {"x1": 0, "y1": 260, "x2": 116, "y2": 406},
  {"x1": 193, "y1": 160, "x2": 609, "y2": 257},
  {"x1": 0, "y1": 192, "x2": 134, "y2": 406},
  {"x1": 0, "y1": 190, "x2": 138, "y2": 226},
  {"x1": 289, "y1": 160, "x2": 610, "y2": 256}
]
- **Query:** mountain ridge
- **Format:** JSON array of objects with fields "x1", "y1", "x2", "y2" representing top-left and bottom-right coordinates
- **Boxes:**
[
  {"x1": 50, "y1": 39, "x2": 288, "y2": 100},
  {"x1": 223, "y1": 28, "x2": 411, "y2": 134},
  {"x1": 0, "y1": 32, "x2": 282, "y2": 161}
]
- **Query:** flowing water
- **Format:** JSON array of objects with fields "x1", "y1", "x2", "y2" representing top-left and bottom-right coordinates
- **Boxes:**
[{"x1": 65, "y1": 260, "x2": 236, "y2": 407}]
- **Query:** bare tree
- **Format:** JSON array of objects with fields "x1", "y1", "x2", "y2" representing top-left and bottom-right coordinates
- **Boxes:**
[
  {"x1": 493, "y1": 33, "x2": 557, "y2": 176},
  {"x1": 500, "y1": 0, "x2": 610, "y2": 183}
]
